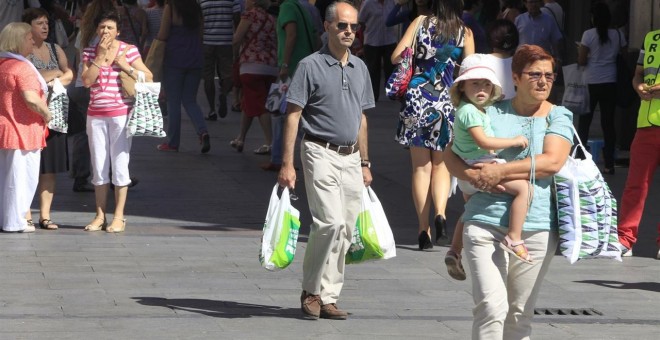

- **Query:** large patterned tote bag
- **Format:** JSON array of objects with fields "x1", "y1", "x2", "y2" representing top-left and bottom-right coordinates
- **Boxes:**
[
  {"x1": 126, "y1": 71, "x2": 166, "y2": 138},
  {"x1": 47, "y1": 78, "x2": 69, "y2": 133},
  {"x1": 555, "y1": 125, "x2": 622, "y2": 264}
]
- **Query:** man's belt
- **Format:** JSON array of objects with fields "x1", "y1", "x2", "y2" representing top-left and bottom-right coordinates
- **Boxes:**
[{"x1": 303, "y1": 134, "x2": 358, "y2": 155}]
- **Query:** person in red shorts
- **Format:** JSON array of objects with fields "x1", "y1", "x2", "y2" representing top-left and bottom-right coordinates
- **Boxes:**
[{"x1": 228, "y1": 0, "x2": 278, "y2": 155}]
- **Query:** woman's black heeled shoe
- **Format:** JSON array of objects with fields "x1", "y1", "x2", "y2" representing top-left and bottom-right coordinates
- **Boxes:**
[
  {"x1": 435, "y1": 215, "x2": 449, "y2": 246},
  {"x1": 418, "y1": 231, "x2": 433, "y2": 250}
]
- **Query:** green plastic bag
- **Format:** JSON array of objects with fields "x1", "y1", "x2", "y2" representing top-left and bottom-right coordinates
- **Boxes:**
[
  {"x1": 346, "y1": 187, "x2": 396, "y2": 264},
  {"x1": 260, "y1": 185, "x2": 301, "y2": 271}
]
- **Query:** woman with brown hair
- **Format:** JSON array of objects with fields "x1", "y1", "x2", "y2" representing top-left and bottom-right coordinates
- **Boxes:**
[
  {"x1": 81, "y1": 10, "x2": 152, "y2": 233},
  {"x1": 155, "y1": 0, "x2": 210, "y2": 153},
  {"x1": 23, "y1": 7, "x2": 74, "y2": 230},
  {"x1": 445, "y1": 45, "x2": 573, "y2": 338}
]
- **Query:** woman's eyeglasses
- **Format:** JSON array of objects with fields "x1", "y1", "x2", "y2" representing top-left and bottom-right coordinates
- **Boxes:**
[
  {"x1": 337, "y1": 22, "x2": 360, "y2": 32},
  {"x1": 522, "y1": 71, "x2": 557, "y2": 83}
]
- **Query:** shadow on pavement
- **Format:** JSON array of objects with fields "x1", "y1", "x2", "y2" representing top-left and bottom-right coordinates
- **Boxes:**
[
  {"x1": 132, "y1": 297, "x2": 304, "y2": 319},
  {"x1": 575, "y1": 280, "x2": 660, "y2": 293}
]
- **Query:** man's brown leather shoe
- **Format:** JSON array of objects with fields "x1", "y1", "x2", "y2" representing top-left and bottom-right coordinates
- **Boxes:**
[
  {"x1": 320, "y1": 303, "x2": 348, "y2": 320},
  {"x1": 300, "y1": 291, "x2": 321, "y2": 319}
]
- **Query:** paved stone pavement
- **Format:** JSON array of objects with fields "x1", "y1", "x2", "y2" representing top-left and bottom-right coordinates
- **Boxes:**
[{"x1": 2, "y1": 88, "x2": 659, "y2": 339}]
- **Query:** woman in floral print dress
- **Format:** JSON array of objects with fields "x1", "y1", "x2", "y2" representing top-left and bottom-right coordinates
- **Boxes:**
[{"x1": 391, "y1": 0, "x2": 473, "y2": 250}]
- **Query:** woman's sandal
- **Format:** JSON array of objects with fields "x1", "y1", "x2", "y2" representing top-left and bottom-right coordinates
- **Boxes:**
[
  {"x1": 20, "y1": 219, "x2": 36, "y2": 233},
  {"x1": 253, "y1": 145, "x2": 271, "y2": 155},
  {"x1": 39, "y1": 219, "x2": 59, "y2": 230},
  {"x1": 444, "y1": 250, "x2": 467, "y2": 281},
  {"x1": 500, "y1": 235, "x2": 533, "y2": 264},
  {"x1": 106, "y1": 218, "x2": 126, "y2": 233},
  {"x1": 229, "y1": 139, "x2": 244, "y2": 153},
  {"x1": 84, "y1": 217, "x2": 106, "y2": 232}
]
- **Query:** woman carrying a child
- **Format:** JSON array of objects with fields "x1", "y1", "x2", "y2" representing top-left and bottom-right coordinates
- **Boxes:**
[
  {"x1": 444, "y1": 44, "x2": 574, "y2": 339},
  {"x1": 447, "y1": 53, "x2": 532, "y2": 274}
]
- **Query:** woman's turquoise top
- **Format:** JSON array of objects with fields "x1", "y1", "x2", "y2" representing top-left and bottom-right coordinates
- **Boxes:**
[{"x1": 463, "y1": 100, "x2": 574, "y2": 231}]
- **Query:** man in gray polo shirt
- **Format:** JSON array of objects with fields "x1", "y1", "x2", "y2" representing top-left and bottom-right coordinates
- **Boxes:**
[{"x1": 278, "y1": 0, "x2": 375, "y2": 320}]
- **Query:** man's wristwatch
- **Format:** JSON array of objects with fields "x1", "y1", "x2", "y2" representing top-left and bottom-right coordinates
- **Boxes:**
[{"x1": 361, "y1": 160, "x2": 371, "y2": 168}]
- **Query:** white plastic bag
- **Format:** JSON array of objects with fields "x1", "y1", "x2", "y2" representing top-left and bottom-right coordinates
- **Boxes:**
[
  {"x1": 555, "y1": 126, "x2": 622, "y2": 264},
  {"x1": 346, "y1": 186, "x2": 396, "y2": 264},
  {"x1": 561, "y1": 63, "x2": 590, "y2": 115},
  {"x1": 126, "y1": 71, "x2": 166, "y2": 137},
  {"x1": 260, "y1": 184, "x2": 301, "y2": 271},
  {"x1": 47, "y1": 78, "x2": 69, "y2": 133},
  {"x1": 265, "y1": 79, "x2": 289, "y2": 114}
]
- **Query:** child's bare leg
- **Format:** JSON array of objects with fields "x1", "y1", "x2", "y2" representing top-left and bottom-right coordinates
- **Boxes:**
[
  {"x1": 501, "y1": 180, "x2": 532, "y2": 242},
  {"x1": 450, "y1": 218, "x2": 464, "y2": 253}
]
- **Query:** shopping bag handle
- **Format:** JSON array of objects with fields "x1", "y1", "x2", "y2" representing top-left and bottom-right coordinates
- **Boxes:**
[
  {"x1": 136, "y1": 70, "x2": 146, "y2": 83},
  {"x1": 275, "y1": 184, "x2": 298, "y2": 201},
  {"x1": 568, "y1": 124, "x2": 592, "y2": 160}
]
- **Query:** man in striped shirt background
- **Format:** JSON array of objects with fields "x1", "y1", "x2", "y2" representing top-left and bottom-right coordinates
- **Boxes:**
[{"x1": 200, "y1": 0, "x2": 241, "y2": 120}]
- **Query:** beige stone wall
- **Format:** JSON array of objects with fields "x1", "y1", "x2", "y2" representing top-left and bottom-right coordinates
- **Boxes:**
[{"x1": 629, "y1": 0, "x2": 660, "y2": 49}]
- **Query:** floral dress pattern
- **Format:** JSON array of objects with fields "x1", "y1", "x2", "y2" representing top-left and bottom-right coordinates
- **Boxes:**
[
  {"x1": 27, "y1": 42, "x2": 58, "y2": 71},
  {"x1": 395, "y1": 19, "x2": 465, "y2": 151},
  {"x1": 239, "y1": 7, "x2": 277, "y2": 67}
]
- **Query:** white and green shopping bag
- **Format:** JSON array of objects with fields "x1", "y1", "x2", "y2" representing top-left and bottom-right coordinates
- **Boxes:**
[
  {"x1": 260, "y1": 184, "x2": 301, "y2": 271},
  {"x1": 555, "y1": 126, "x2": 622, "y2": 264},
  {"x1": 346, "y1": 186, "x2": 396, "y2": 264}
]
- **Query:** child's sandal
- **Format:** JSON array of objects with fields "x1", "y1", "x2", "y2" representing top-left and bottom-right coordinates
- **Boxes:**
[
  {"x1": 500, "y1": 235, "x2": 533, "y2": 264},
  {"x1": 444, "y1": 250, "x2": 467, "y2": 281}
]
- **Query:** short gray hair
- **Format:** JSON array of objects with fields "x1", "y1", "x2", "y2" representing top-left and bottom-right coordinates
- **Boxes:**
[
  {"x1": 0, "y1": 23, "x2": 31, "y2": 54},
  {"x1": 325, "y1": 0, "x2": 358, "y2": 23}
]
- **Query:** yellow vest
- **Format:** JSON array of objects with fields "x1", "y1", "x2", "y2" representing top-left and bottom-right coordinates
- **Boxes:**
[{"x1": 638, "y1": 29, "x2": 660, "y2": 128}]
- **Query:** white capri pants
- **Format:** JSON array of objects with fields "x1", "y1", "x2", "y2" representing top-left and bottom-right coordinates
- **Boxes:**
[
  {"x1": 87, "y1": 115, "x2": 132, "y2": 186},
  {"x1": 0, "y1": 149, "x2": 40, "y2": 232},
  {"x1": 463, "y1": 221, "x2": 557, "y2": 340}
]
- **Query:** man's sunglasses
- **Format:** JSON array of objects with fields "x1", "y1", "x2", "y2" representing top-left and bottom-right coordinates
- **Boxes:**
[{"x1": 337, "y1": 22, "x2": 360, "y2": 32}]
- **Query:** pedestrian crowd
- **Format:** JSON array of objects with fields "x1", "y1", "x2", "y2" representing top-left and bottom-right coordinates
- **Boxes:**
[{"x1": 0, "y1": 0, "x2": 658, "y2": 338}]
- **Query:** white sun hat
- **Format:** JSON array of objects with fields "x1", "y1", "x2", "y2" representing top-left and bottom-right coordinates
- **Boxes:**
[{"x1": 449, "y1": 53, "x2": 503, "y2": 107}]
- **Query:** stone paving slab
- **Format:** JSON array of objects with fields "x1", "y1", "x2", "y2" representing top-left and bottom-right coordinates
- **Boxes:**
[{"x1": 1, "y1": 91, "x2": 658, "y2": 339}]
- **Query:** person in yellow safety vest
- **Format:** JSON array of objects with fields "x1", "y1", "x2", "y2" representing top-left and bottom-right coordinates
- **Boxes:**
[{"x1": 617, "y1": 28, "x2": 660, "y2": 258}]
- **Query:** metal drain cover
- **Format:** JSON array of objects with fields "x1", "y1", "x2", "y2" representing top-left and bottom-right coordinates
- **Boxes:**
[{"x1": 534, "y1": 308, "x2": 603, "y2": 316}]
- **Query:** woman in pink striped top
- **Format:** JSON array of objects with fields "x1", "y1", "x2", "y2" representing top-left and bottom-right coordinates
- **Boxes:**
[{"x1": 81, "y1": 10, "x2": 152, "y2": 233}]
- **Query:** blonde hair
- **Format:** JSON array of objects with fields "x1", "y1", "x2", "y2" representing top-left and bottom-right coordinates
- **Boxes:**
[
  {"x1": 0, "y1": 23, "x2": 32, "y2": 54},
  {"x1": 449, "y1": 80, "x2": 500, "y2": 107}
]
